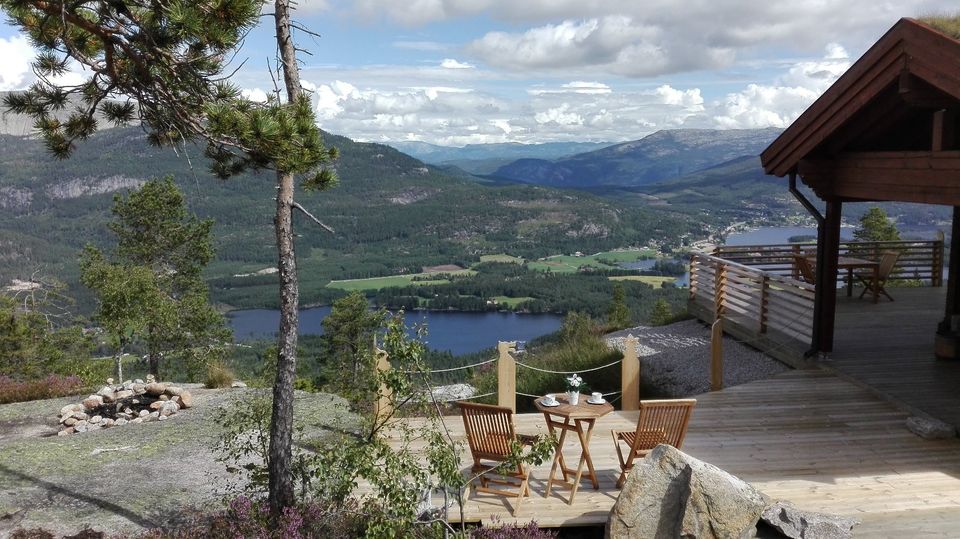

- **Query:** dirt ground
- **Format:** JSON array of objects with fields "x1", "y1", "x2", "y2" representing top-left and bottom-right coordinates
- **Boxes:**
[{"x1": 0, "y1": 386, "x2": 352, "y2": 537}]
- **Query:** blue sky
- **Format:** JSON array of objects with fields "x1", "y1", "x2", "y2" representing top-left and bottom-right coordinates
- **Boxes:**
[{"x1": 2, "y1": 0, "x2": 958, "y2": 145}]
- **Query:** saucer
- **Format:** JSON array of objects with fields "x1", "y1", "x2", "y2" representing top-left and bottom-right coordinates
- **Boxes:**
[
  {"x1": 587, "y1": 398, "x2": 606, "y2": 404},
  {"x1": 540, "y1": 399, "x2": 560, "y2": 407}
]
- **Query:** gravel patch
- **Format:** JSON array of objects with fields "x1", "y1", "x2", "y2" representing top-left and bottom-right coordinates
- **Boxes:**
[{"x1": 606, "y1": 320, "x2": 789, "y2": 397}]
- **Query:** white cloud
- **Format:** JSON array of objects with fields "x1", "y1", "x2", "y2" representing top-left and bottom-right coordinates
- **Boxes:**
[
  {"x1": 440, "y1": 58, "x2": 474, "y2": 69},
  {"x1": 353, "y1": 0, "x2": 955, "y2": 78},
  {"x1": 241, "y1": 88, "x2": 270, "y2": 103},
  {"x1": 654, "y1": 85, "x2": 704, "y2": 109},
  {"x1": 534, "y1": 103, "x2": 583, "y2": 126},
  {"x1": 711, "y1": 44, "x2": 851, "y2": 129},
  {"x1": 0, "y1": 35, "x2": 35, "y2": 91}
]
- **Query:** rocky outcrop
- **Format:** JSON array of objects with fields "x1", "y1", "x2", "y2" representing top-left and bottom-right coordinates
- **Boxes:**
[
  {"x1": 56, "y1": 378, "x2": 193, "y2": 435},
  {"x1": 607, "y1": 444, "x2": 767, "y2": 539},
  {"x1": 44, "y1": 175, "x2": 144, "y2": 200},
  {"x1": 760, "y1": 501, "x2": 858, "y2": 539}
]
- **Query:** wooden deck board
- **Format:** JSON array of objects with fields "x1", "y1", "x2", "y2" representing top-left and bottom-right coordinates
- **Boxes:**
[{"x1": 390, "y1": 369, "x2": 960, "y2": 535}]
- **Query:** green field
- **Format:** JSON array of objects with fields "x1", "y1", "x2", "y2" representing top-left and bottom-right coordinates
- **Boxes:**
[
  {"x1": 527, "y1": 248, "x2": 657, "y2": 273},
  {"x1": 609, "y1": 275, "x2": 677, "y2": 286},
  {"x1": 326, "y1": 269, "x2": 474, "y2": 292},
  {"x1": 491, "y1": 296, "x2": 535, "y2": 307},
  {"x1": 479, "y1": 254, "x2": 525, "y2": 264}
]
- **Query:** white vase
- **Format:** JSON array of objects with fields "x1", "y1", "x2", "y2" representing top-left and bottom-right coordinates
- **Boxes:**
[{"x1": 567, "y1": 391, "x2": 579, "y2": 405}]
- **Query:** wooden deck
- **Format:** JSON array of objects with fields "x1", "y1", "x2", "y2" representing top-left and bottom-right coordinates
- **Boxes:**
[
  {"x1": 395, "y1": 369, "x2": 960, "y2": 536},
  {"x1": 831, "y1": 286, "x2": 960, "y2": 429}
]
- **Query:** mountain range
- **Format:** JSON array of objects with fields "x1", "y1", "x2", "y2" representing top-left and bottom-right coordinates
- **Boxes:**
[
  {"x1": 387, "y1": 140, "x2": 611, "y2": 175},
  {"x1": 0, "y1": 126, "x2": 712, "y2": 311},
  {"x1": 491, "y1": 128, "x2": 783, "y2": 188}
]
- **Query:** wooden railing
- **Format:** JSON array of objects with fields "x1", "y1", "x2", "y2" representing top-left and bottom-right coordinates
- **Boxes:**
[
  {"x1": 712, "y1": 239, "x2": 944, "y2": 286},
  {"x1": 689, "y1": 253, "x2": 815, "y2": 349}
]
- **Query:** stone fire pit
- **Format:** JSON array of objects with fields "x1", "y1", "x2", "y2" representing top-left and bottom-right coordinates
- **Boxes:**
[{"x1": 57, "y1": 377, "x2": 193, "y2": 435}]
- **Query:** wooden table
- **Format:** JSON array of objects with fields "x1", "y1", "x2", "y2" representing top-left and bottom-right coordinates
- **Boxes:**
[
  {"x1": 534, "y1": 394, "x2": 614, "y2": 505},
  {"x1": 807, "y1": 255, "x2": 882, "y2": 303}
]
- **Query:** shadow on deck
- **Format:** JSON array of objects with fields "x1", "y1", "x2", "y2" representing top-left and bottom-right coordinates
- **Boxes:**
[
  {"x1": 396, "y1": 369, "x2": 960, "y2": 535},
  {"x1": 830, "y1": 286, "x2": 960, "y2": 429}
]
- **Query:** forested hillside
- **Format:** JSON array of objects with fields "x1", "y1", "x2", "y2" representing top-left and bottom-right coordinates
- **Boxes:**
[{"x1": 0, "y1": 127, "x2": 704, "y2": 311}]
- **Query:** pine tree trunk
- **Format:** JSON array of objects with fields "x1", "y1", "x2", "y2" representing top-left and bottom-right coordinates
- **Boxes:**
[{"x1": 268, "y1": 0, "x2": 303, "y2": 517}]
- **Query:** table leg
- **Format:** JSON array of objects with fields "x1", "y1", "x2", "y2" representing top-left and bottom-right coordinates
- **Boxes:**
[
  {"x1": 566, "y1": 418, "x2": 598, "y2": 505},
  {"x1": 846, "y1": 268, "x2": 854, "y2": 297},
  {"x1": 544, "y1": 416, "x2": 569, "y2": 498},
  {"x1": 872, "y1": 266, "x2": 880, "y2": 303}
]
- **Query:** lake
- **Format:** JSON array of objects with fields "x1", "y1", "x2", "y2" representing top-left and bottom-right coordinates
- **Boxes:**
[
  {"x1": 227, "y1": 308, "x2": 564, "y2": 355},
  {"x1": 619, "y1": 258, "x2": 689, "y2": 287},
  {"x1": 725, "y1": 226, "x2": 854, "y2": 245}
]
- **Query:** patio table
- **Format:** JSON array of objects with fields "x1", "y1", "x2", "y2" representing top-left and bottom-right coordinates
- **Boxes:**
[{"x1": 535, "y1": 393, "x2": 613, "y2": 505}]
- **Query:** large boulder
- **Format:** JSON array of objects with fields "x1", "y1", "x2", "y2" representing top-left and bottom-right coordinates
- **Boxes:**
[
  {"x1": 177, "y1": 390, "x2": 193, "y2": 409},
  {"x1": 760, "y1": 501, "x2": 857, "y2": 539},
  {"x1": 144, "y1": 382, "x2": 168, "y2": 397},
  {"x1": 607, "y1": 444, "x2": 766, "y2": 539}
]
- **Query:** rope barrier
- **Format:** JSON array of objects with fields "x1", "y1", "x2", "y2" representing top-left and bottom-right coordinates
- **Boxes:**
[
  {"x1": 437, "y1": 391, "x2": 496, "y2": 403},
  {"x1": 398, "y1": 356, "x2": 497, "y2": 375},
  {"x1": 514, "y1": 358, "x2": 622, "y2": 375}
]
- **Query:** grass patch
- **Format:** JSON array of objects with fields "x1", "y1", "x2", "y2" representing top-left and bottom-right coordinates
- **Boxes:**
[
  {"x1": 491, "y1": 296, "x2": 535, "y2": 307},
  {"x1": 920, "y1": 14, "x2": 960, "y2": 39},
  {"x1": 479, "y1": 254, "x2": 524, "y2": 264},
  {"x1": 527, "y1": 249, "x2": 658, "y2": 273},
  {"x1": 609, "y1": 275, "x2": 677, "y2": 286},
  {"x1": 326, "y1": 269, "x2": 475, "y2": 292}
]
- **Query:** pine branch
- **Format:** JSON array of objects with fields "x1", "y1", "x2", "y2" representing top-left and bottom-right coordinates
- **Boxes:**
[{"x1": 291, "y1": 201, "x2": 334, "y2": 233}]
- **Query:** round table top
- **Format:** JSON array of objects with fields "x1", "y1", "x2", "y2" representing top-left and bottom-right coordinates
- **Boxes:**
[{"x1": 533, "y1": 393, "x2": 614, "y2": 418}]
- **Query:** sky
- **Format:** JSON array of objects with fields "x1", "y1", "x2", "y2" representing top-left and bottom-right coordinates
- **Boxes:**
[{"x1": 0, "y1": 0, "x2": 957, "y2": 146}]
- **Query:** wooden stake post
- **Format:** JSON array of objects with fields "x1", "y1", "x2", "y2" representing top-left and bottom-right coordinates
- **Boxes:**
[
  {"x1": 621, "y1": 334, "x2": 640, "y2": 410},
  {"x1": 497, "y1": 341, "x2": 517, "y2": 412}
]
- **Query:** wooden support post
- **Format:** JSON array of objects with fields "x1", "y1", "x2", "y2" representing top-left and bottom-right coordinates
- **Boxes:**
[
  {"x1": 814, "y1": 198, "x2": 842, "y2": 354},
  {"x1": 621, "y1": 334, "x2": 640, "y2": 411},
  {"x1": 497, "y1": 341, "x2": 517, "y2": 412},
  {"x1": 374, "y1": 348, "x2": 392, "y2": 425},
  {"x1": 711, "y1": 319, "x2": 723, "y2": 391}
]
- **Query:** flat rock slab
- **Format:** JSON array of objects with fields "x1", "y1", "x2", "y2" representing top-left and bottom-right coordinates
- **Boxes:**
[
  {"x1": 906, "y1": 415, "x2": 957, "y2": 439},
  {"x1": 761, "y1": 501, "x2": 858, "y2": 539}
]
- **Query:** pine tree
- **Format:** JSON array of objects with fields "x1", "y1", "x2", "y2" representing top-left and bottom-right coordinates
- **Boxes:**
[
  {"x1": 608, "y1": 283, "x2": 632, "y2": 330},
  {"x1": 854, "y1": 207, "x2": 901, "y2": 242},
  {"x1": 80, "y1": 178, "x2": 227, "y2": 378},
  {"x1": 1, "y1": 0, "x2": 335, "y2": 515},
  {"x1": 649, "y1": 299, "x2": 674, "y2": 326}
]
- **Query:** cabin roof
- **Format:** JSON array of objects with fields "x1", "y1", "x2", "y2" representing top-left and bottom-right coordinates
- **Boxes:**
[{"x1": 761, "y1": 18, "x2": 960, "y2": 177}]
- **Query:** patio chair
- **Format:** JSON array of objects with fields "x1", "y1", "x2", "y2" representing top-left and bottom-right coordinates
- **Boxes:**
[
  {"x1": 856, "y1": 250, "x2": 900, "y2": 301},
  {"x1": 457, "y1": 401, "x2": 536, "y2": 514},
  {"x1": 793, "y1": 254, "x2": 816, "y2": 284},
  {"x1": 611, "y1": 398, "x2": 696, "y2": 488}
]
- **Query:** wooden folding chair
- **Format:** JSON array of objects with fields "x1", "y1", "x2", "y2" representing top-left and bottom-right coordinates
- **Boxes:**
[
  {"x1": 611, "y1": 399, "x2": 696, "y2": 488},
  {"x1": 457, "y1": 402, "x2": 536, "y2": 514},
  {"x1": 856, "y1": 250, "x2": 900, "y2": 301},
  {"x1": 793, "y1": 254, "x2": 816, "y2": 284}
]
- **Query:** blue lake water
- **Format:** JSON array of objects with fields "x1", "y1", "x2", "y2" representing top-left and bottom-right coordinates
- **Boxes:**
[
  {"x1": 619, "y1": 258, "x2": 689, "y2": 287},
  {"x1": 227, "y1": 307, "x2": 564, "y2": 355},
  {"x1": 725, "y1": 226, "x2": 854, "y2": 245}
]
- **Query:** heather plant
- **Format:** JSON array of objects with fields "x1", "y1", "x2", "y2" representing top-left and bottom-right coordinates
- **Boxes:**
[{"x1": 0, "y1": 374, "x2": 84, "y2": 404}]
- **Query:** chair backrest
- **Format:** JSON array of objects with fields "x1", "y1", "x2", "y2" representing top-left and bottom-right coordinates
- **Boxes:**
[
  {"x1": 877, "y1": 250, "x2": 900, "y2": 279},
  {"x1": 458, "y1": 401, "x2": 517, "y2": 461},
  {"x1": 634, "y1": 399, "x2": 696, "y2": 450},
  {"x1": 793, "y1": 255, "x2": 816, "y2": 284}
]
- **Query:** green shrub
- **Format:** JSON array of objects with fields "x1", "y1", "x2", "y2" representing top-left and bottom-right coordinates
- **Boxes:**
[{"x1": 205, "y1": 362, "x2": 235, "y2": 388}]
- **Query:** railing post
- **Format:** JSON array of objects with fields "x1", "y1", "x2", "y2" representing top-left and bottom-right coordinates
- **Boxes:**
[
  {"x1": 760, "y1": 274, "x2": 770, "y2": 333},
  {"x1": 621, "y1": 334, "x2": 640, "y2": 411},
  {"x1": 935, "y1": 237, "x2": 945, "y2": 287},
  {"x1": 711, "y1": 319, "x2": 723, "y2": 391},
  {"x1": 689, "y1": 255, "x2": 698, "y2": 299},
  {"x1": 375, "y1": 348, "x2": 392, "y2": 424},
  {"x1": 714, "y1": 261, "x2": 727, "y2": 320},
  {"x1": 497, "y1": 341, "x2": 516, "y2": 412}
]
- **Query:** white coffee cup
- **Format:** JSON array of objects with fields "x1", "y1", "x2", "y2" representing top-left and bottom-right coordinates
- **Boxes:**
[
  {"x1": 591, "y1": 392, "x2": 603, "y2": 402},
  {"x1": 544, "y1": 393, "x2": 556, "y2": 404}
]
